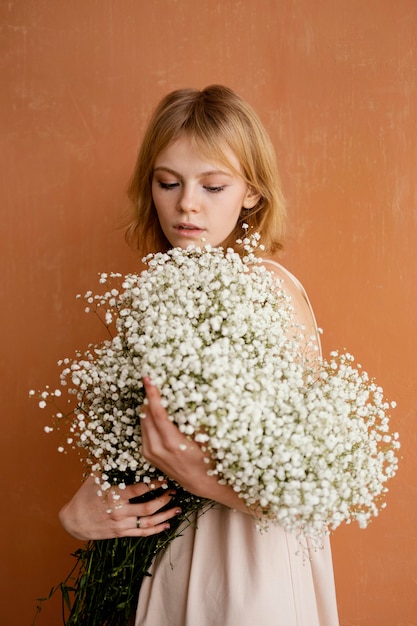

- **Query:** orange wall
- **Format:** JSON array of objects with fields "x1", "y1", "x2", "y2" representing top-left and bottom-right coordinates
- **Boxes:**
[{"x1": 1, "y1": 1, "x2": 416, "y2": 624}]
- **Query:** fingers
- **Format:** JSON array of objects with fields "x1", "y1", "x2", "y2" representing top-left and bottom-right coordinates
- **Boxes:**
[
  {"x1": 125, "y1": 478, "x2": 169, "y2": 502},
  {"x1": 142, "y1": 378, "x2": 173, "y2": 429},
  {"x1": 141, "y1": 378, "x2": 184, "y2": 452},
  {"x1": 107, "y1": 481, "x2": 174, "y2": 518},
  {"x1": 125, "y1": 504, "x2": 182, "y2": 538},
  {"x1": 127, "y1": 489, "x2": 176, "y2": 519},
  {"x1": 102, "y1": 476, "x2": 182, "y2": 538},
  {"x1": 108, "y1": 496, "x2": 182, "y2": 538},
  {"x1": 143, "y1": 376, "x2": 159, "y2": 402}
]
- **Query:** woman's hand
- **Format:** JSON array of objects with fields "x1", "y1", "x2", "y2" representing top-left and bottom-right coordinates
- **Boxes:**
[
  {"x1": 59, "y1": 474, "x2": 181, "y2": 541},
  {"x1": 140, "y1": 378, "x2": 210, "y2": 493},
  {"x1": 141, "y1": 377, "x2": 254, "y2": 515}
]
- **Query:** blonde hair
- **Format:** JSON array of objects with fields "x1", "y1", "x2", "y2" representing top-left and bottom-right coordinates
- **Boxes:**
[{"x1": 126, "y1": 85, "x2": 286, "y2": 255}]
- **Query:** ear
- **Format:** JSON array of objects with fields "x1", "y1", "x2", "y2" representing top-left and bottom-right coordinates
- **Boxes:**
[{"x1": 242, "y1": 187, "x2": 261, "y2": 209}]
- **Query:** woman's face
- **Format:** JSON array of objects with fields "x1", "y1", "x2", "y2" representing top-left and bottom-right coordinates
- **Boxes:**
[{"x1": 151, "y1": 136, "x2": 259, "y2": 249}]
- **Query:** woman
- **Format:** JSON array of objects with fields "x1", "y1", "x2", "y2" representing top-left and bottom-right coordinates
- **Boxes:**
[{"x1": 60, "y1": 85, "x2": 339, "y2": 626}]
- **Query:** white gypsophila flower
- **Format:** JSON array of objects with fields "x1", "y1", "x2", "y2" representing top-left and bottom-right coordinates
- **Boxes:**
[{"x1": 32, "y1": 234, "x2": 400, "y2": 538}]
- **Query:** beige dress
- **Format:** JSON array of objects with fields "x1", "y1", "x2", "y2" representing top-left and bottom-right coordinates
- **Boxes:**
[
  {"x1": 135, "y1": 506, "x2": 339, "y2": 626},
  {"x1": 135, "y1": 262, "x2": 340, "y2": 626}
]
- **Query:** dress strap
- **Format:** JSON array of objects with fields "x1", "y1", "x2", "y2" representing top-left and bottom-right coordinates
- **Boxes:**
[{"x1": 262, "y1": 259, "x2": 321, "y2": 352}]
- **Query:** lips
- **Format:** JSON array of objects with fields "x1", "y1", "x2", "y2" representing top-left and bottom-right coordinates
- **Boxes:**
[{"x1": 175, "y1": 223, "x2": 204, "y2": 232}]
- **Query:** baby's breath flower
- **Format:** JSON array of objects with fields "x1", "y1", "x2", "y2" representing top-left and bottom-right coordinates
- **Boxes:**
[{"x1": 31, "y1": 233, "x2": 400, "y2": 537}]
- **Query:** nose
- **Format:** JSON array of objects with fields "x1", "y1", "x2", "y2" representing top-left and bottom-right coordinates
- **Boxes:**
[{"x1": 177, "y1": 183, "x2": 200, "y2": 214}]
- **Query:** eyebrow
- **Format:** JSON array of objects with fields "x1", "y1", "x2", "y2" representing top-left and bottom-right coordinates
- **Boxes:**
[{"x1": 153, "y1": 166, "x2": 233, "y2": 178}]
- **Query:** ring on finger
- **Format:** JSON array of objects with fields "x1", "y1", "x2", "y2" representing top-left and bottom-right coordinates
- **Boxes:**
[{"x1": 136, "y1": 517, "x2": 141, "y2": 529}]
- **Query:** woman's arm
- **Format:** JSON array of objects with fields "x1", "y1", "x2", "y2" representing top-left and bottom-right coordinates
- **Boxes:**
[{"x1": 59, "y1": 474, "x2": 181, "y2": 540}]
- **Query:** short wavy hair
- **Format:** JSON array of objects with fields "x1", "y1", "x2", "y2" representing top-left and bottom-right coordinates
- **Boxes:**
[{"x1": 126, "y1": 85, "x2": 286, "y2": 255}]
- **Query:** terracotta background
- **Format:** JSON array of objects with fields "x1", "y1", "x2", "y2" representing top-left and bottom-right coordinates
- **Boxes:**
[{"x1": 1, "y1": 1, "x2": 416, "y2": 624}]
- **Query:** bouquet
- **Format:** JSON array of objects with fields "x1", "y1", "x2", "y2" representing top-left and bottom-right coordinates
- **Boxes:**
[{"x1": 31, "y1": 231, "x2": 400, "y2": 624}]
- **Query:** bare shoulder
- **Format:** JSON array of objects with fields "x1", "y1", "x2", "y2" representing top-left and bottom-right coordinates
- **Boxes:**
[{"x1": 260, "y1": 259, "x2": 320, "y2": 345}]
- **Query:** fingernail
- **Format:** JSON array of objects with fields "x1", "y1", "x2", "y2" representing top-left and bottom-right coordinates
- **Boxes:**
[{"x1": 175, "y1": 508, "x2": 182, "y2": 515}]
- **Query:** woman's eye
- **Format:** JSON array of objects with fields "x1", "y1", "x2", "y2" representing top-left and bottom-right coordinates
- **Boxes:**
[
  {"x1": 158, "y1": 181, "x2": 179, "y2": 190},
  {"x1": 204, "y1": 185, "x2": 226, "y2": 193}
]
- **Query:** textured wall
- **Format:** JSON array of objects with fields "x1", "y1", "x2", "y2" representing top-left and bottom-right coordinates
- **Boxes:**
[{"x1": 1, "y1": 1, "x2": 416, "y2": 624}]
